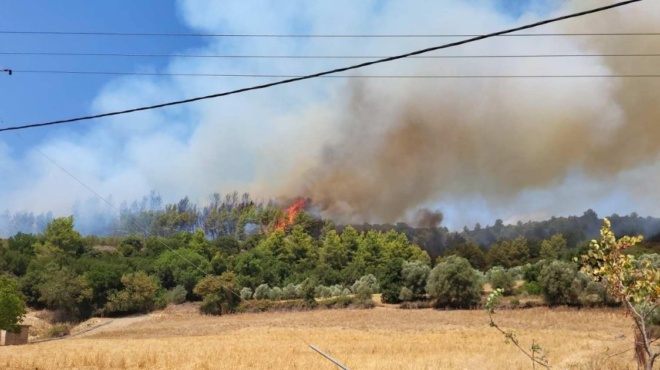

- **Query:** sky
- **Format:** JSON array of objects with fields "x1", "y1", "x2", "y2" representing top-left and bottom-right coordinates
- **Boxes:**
[{"x1": 0, "y1": 0, "x2": 659, "y2": 231}]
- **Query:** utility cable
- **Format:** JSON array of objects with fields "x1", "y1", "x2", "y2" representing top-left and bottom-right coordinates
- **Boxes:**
[
  {"x1": 6, "y1": 70, "x2": 660, "y2": 78},
  {"x1": 0, "y1": 0, "x2": 643, "y2": 133},
  {"x1": 3, "y1": 52, "x2": 660, "y2": 59},
  {"x1": 0, "y1": 31, "x2": 657, "y2": 38}
]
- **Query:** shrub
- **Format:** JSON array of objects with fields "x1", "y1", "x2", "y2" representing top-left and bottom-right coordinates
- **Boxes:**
[
  {"x1": 254, "y1": 284, "x2": 270, "y2": 300},
  {"x1": 487, "y1": 266, "x2": 516, "y2": 296},
  {"x1": 426, "y1": 255, "x2": 483, "y2": 309},
  {"x1": 300, "y1": 279, "x2": 317, "y2": 306},
  {"x1": 351, "y1": 274, "x2": 379, "y2": 301},
  {"x1": 47, "y1": 323, "x2": 71, "y2": 338},
  {"x1": 380, "y1": 285, "x2": 402, "y2": 304},
  {"x1": 163, "y1": 285, "x2": 187, "y2": 305},
  {"x1": 240, "y1": 287, "x2": 253, "y2": 300},
  {"x1": 521, "y1": 281, "x2": 543, "y2": 296},
  {"x1": 539, "y1": 260, "x2": 580, "y2": 306},
  {"x1": 315, "y1": 285, "x2": 333, "y2": 298},
  {"x1": 268, "y1": 287, "x2": 283, "y2": 300},
  {"x1": 282, "y1": 283, "x2": 299, "y2": 300},
  {"x1": 399, "y1": 287, "x2": 414, "y2": 302},
  {"x1": 329, "y1": 285, "x2": 343, "y2": 297},
  {"x1": 193, "y1": 272, "x2": 240, "y2": 316},
  {"x1": 105, "y1": 272, "x2": 159, "y2": 315},
  {"x1": 522, "y1": 261, "x2": 544, "y2": 283},
  {"x1": 401, "y1": 260, "x2": 431, "y2": 297}
]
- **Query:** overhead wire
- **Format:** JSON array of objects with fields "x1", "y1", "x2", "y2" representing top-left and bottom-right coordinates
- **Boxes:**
[
  {"x1": 6, "y1": 70, "x2": 660, "y2": 79},
  {"x1": 1, "y1": 30, "x2": 659, "y2": 38},
  {"x1": 3, "y1": 51, "x2": 660, "y2": 59},
  {"x1": 0, "y1": 0, "x2": 643, "y2": 133}
]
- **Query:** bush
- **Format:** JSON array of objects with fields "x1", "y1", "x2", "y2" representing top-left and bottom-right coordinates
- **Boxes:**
[
  {"x1": 282, "y1": 284, "x2": 299, "y2": 300},
  {"x1": 399, "y1": 287, "x2": 414, "y2": 302},
  {"x1": 539, "y1": 261, "x2": 580, "y2": 306},
  {"x1": 193, "y1": 272, "x2": 240, "y2": 316},
  {"x1": 105, "y1": 272, "x2": 159, "y2": 315},
  {"x1": 522, "y1": 261, "x2": 544, "y2": 283},
  {"x1": 487, "y1": 266, "x2": 515, "y2": 296},
  {"x1": 380, "y1": 284, "x2": 402, "y2": 304},
  {"x1": 315, "y1": 285, "x2": 333, "y2": 298},
  {"x1": 426, "y1": 255, "x2": 483, "y2": 309},
  {"x1": 401, "y1": 260, "x2": 431, "y2": 297},
  {"x1": 163, "y1": 285, "x2": 188, "y2": 305},
  {"x1": 47, "y1": 323, "x2": 71, "y2": 338},
  {"x1": 240, "y1": 287, "x2": 253, "y2": 300},
  {"x1": 351, "y1": 274, "x2": 379, "y2": 301},
  {"x1": 268, "y1": 287, "x2": 283, "y2": 300},
  {"x1": 254, "y1": 284, "x2": 270, "y2": 300},
  {"x1": 521, "y1": 281, "x2": 543, "y2": 296},
  {"x1": 329, "y1": 285, "x2": 343, "y2": 297}
]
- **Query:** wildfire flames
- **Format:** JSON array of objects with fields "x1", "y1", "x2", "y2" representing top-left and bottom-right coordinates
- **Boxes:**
[{"x1": 274, "y1": 197, "x2": 307, "y2": 231}]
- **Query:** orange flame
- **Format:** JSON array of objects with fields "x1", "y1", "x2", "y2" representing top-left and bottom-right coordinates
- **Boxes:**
[{"x1": 274, "y1": 197, "x2": 307, "y2": 231}]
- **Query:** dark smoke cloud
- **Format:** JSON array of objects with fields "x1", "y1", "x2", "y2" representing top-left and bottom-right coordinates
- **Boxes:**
[
  {"x1": 413, "y1": 208, "x2": 444, "y2": 228},
  {"x1": 283, "y1": 0, "x2": 660, "y2": 225}
]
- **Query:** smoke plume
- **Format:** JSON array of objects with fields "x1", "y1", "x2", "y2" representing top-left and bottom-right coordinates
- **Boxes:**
[{"x1": 279, "y1": 0, "x2": 660, "y2": 225}]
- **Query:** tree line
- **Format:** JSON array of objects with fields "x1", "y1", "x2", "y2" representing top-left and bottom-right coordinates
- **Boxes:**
[{"x1": 1, "y1": 195, "x2": 659, "y2": 325}]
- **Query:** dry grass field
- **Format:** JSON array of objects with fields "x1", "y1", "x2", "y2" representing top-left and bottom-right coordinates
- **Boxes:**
[{"x1": 0, "y1": 301, "x2": 640, "y2": 370}]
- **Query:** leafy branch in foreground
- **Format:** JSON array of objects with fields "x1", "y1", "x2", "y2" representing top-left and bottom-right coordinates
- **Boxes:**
[
  {"x1": 580, "y1": 218, "x2": 659, "y2": 370},
  {"x1": 485, "y1": 289, "x2": 550, "y2": 369}
]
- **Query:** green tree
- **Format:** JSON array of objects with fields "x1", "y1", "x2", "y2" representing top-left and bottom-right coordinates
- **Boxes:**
[
  {"x1": 38, "y1": 265, "x2": 92, "y2": 320},
  {"x1": 35, "y1": 216, "x2": 86, "y2": 257},
  {"x1": 580, "y1": 218, "x2": 660, "y2": 370},
  {"x1": 445, "y1": 241, "x2": 487, "y2": 270},
  {"x1": 539, "y1": 260, "x2": 580, "y2": 306},
  {"x1": 193, "y1": 272, "x2": 240, "y2": 315},
  {"x1": 401, "y1": 260, "x2": 431, "y2": 298},
  {"x1": 487, "y1": 237, "x2": 529, "y2": 269},
  {"x1": 320, "y1": 230, "x2": 348, "y2": 270},
  {"x1": 426, "y1": 255, "x2": 482, "y2": 309},
  {"x1": 539, "y1": 234, "x2": 567, "y2": 260},
  {"x1": 105, "y1": 271, "x2": 160, "y2": 314},
  {"x1": 0, "y1": 275, "x2": 26, "y2": 333},
  {"x1": 155, "y1": 249, "x2": 210, "y2": 295},
  {"x1": 487, "y1": 266, "x2": 515, "y2": 296},
  {"x1": 351, "y1": 274, "x2": 379, "y2": 301}
]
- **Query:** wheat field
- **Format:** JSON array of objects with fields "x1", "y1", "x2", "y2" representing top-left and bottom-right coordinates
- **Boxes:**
[{"x1": 0, "y1": 303, "x2": 638, "y2": 370}]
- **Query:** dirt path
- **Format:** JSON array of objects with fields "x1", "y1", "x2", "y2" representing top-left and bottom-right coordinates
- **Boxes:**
[{"x1": 73, "y1": 315, "x2": 152, "y2": 338}]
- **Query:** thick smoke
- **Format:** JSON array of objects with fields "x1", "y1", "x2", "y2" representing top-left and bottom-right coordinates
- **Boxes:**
[
  {"x1": 282, "y1": 0, "x2": 660, "y2": 224},
  {"x1": 2, "y1": 0, "x2": 659, "y2": 231}
]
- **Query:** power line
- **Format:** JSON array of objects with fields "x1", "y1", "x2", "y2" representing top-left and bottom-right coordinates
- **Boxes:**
[
  {"x1": 9, "y1": 70, "x2": 660, "y2": 79},
  {"x1": 0, "y1": 31, "x2": 658, "y2": 38},
  {"x1": 0, "y1": 0, "x2": 642, "y2": 133},
  {"x1": 3, "y1": 51, "x2": 660, "y2": 59}
]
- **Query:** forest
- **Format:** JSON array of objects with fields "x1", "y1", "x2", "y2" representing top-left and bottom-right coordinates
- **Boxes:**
[{"x1": 1, "y1": 191, "x2": 660, "y2": 323}]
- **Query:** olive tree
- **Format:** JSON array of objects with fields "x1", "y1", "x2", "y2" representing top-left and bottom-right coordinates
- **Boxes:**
[
  {"x1": 401, "y1": 260, "x2": 431, "y2": 299},
  {"x1": 426, "y1": 256, "x2": 482, "y2": 309}
]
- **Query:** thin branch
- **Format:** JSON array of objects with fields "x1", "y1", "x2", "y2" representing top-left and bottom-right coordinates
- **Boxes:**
[{"x1": 488, "y1": 311, "x2": 551, "y2": 369}]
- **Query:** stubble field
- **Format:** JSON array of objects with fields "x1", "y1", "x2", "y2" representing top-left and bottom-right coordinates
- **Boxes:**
[{"x1": 0, "y1": 302, "x2": 638, "y2": 370}]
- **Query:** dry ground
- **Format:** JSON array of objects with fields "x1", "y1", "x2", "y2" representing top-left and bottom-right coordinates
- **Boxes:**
[{"x1": 0, "y1": 302, "x2": 641, "y2": 370}]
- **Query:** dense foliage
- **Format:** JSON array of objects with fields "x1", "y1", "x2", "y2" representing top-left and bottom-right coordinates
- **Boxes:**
[
  {"x1": 0, "y1": 275, "x2": 26, "y2": 333},
  {"x1": 2, "y1": 195, "x2": 659, "y2": 321}
]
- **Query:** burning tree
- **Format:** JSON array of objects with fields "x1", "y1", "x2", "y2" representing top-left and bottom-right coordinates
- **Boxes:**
[{"x1": 273, "y1": 197, "x2": 308, "y2": 232}]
